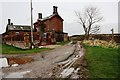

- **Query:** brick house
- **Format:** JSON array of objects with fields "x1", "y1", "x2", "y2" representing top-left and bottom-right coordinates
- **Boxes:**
[
  {"x1": 2, "y1": 6, "x2": 68, "y2": 48},
  {"x1": 2, "y1": 19, "x2": 33, "y2": 48},
  {"x1": 34, "y1": 6, "x2": 68, "y2": 45}
]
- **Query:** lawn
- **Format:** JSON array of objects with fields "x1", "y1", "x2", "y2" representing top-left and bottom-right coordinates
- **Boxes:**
[
  {"x1": 84, "y1": 45, "x2": 119, "y2": 78},
  {"x1": 2, "y1": 44, "x2": 52, "y2": 54}
]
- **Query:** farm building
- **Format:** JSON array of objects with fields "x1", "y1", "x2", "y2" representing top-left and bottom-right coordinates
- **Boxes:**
[
  {"x1": 34, "y1": 6, "x2": 68, "y2": 45},
  {"x1": 2, "y1": 6, "x2": 68, "y2": 49}
]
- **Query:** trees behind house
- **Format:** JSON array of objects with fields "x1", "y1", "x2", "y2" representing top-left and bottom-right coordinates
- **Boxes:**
[{"x1": 75, "y1": 7, "x2": 103, "y2": 39}]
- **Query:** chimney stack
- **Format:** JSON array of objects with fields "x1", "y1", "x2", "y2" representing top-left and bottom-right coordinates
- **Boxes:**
[
  {"x1": 8, "y1": 19, "x2": 11, "y2": 25},
  {"x1": 53, "y1": 6, "x2": 58, "y2": 14},
  {"x1": 38, "y1": 13, "x2": 42, "y2": 19}
]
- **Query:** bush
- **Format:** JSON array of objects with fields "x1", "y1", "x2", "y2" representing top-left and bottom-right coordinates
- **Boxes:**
[{"x1": 83, "y1": 40, "x2": 118, "y2": 48}]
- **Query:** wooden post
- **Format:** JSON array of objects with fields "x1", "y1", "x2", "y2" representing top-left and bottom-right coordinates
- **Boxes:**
[
  {"x1": 11, "y1": 32, "x2": 13, "y2": 46},
  {"x1": 111, "y1": 28, "x2": 114, "y2": 43}
]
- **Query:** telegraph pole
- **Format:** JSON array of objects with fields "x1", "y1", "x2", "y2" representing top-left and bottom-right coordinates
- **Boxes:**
[{"x1": 30, "y1": 0, "x2": 34, "y2": 48}]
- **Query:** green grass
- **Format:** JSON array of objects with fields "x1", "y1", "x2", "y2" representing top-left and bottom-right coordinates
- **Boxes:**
[
  {"x1": 2, "y1": 44, "x2": 52, "y2": 54},
  {"x1": 55, "y1": 41, "x2": 70, "y2": 45},
  {"x1": 0, "y1": 44, "x2": 2, "y2": 53},
  {"x1": 84, "y1": 45, "x2": 118, "y2": 78}
]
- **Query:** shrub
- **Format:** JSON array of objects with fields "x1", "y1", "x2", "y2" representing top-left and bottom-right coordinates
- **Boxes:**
[{"x1": 83, "y1": 40, "x2": 118, "y2": 48}]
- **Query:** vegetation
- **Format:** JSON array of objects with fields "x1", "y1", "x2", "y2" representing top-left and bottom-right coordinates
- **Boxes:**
[
  {"x1": 0, "y1": 44, "x2": 2, "y2": 53},
  {"x1": 84, "y1": 44, "x2": 118, "y2": 78},
  {"x1": 75, "y1": 7, "x2": 103, "y2": 39},
  {"x1": 2, "y1": 44, "x2": 52, "y2": 54},
  {"x1": 83, "y1": 40, "x2": 118, "y2": 48}
]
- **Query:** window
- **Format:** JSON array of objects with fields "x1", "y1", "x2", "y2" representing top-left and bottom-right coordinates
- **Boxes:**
[
  {"x1": 20, "y1": 27, "x2": 23, "y2": 30},
  {"x1": 16, "y1": 32, "x2": 19, "y2": 35}
]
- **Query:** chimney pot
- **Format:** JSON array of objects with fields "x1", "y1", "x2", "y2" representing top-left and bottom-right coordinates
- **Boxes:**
[
  {"x1": 11, "y1": 23, "x2": 13, "y2": 25},
  {"x1": 53, "y1": 6, "x2": 58, "y2": 14},
  {"x1": 38, "y1": 13, "x2": 42, "y2": 19},
  {"x1": 8, "y1": 19, "x2": 11, "y2": 25}
]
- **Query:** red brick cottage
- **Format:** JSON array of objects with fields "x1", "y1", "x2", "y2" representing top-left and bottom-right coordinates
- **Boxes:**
[
  {"x1": 2, "y1": 19, "x2": 32, "y2": 48},
  {"x1": 2, "y1": 6, "x2": 68, "y2": 49},
  {"x1": 34, "y1": 6, "x2": 68, "y2": 45}
]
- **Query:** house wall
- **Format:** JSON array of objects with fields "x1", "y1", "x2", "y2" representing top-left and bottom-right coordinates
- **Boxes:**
[
  {"x1": 33, "y1": 32, "x2": 40, "y2": 40},
  {"x1": 33, "y1": 15, "x2": 64, "y2": 44},
  {"x1": 64, "y1": 33, "x2": 68, "y2": 41},
  {"x1": 55, "y1": 33, "x2": 64, "y2": 42},
  {"x1": 3, "y1": 30, "x2": 40, "y2": 41},
  {"x1": 45, "y1": 16, "x2": 63, "y2": 32}
]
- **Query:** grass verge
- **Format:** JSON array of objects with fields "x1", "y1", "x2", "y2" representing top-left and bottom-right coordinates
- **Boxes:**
[
  {"x1": 84, "y1": 44, "x2": 118, "y2": 78},
  {"x1": 2, "y1": 44, "x2": 53, "y2": 54}
]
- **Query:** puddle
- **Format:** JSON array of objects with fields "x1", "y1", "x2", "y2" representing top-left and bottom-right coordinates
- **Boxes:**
[
  {"x1": 61, "y1": 67, "x2": 74, "y2": 78},
  {"x1": 79, "y1": 51, "x2": 84, "y2": 58},
  {"x1": 65, "y1": 52, "x2": 69, "y2": 54},
  {"x1": 12, "y1": 64, "x2": 19, "y2": 67},
  {"x1": 0, "y1": 58, "x2": 9, "y2": 68},
  {"x1": 6, "y1": 71, "x2": 31, "y2": 78}
]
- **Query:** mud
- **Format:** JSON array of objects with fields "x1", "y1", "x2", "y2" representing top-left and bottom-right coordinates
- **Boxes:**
[
  {"x1": 7, "y1": 57, "x2": 34, "y2": 65},
  {"x1": 2, "y1": 42, "x2": 88, "y2": 78}
]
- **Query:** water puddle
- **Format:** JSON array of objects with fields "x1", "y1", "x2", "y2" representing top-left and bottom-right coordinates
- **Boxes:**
[
  {"x1": 0, "y1": 58, "x2": 9, "y2": 68},
  {"x1": 79, "y1": 51, "x2": 84, "y2": 58},
  {"x1": 61, "y1": 67, "x2": 74, "y2": 78},
  {"x1": 5, "y1": 71, "x2": 31, "y2": 78}
]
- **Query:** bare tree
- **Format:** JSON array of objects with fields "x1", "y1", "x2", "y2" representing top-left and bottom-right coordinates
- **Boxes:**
[
  {"x1": 90, "y1": 25, "x2": 101, "y2": 34},
  {"x1": 75, "y1": 7, "x2": 103, "y2": 39}
]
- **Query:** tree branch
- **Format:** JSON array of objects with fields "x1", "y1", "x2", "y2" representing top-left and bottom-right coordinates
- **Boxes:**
[{"x1": 75, "y1": 7, "x2": 103, "y2": 39}]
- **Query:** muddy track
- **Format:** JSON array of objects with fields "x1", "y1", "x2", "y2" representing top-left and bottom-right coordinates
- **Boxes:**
[
  {"x1": 2, "y1": 41, "x2": 88, "y2": 79},
  {"x1": 49, "y1": 41, "x2": 88, "y2": 78}
]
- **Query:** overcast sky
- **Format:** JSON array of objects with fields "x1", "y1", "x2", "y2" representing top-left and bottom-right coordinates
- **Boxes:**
[{"x1": 0, "y1": 0, "x2": 119, "y2": 36}]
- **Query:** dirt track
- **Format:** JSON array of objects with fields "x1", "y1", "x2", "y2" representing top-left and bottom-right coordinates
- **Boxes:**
[{"x1": 2, "y1": 43, "x2": 77, "y2": 78}]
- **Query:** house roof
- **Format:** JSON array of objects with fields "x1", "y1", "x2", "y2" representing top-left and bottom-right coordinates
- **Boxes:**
[
  {"x1": 6, "y1": 25, "x2": 31, "y2": 31},
  {"x1": 36, "y1": 13, "x2": 63, "y2": 22}
]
